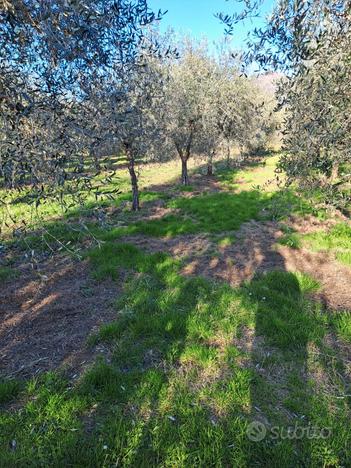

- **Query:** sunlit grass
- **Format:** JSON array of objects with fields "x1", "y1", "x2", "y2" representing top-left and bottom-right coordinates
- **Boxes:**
[
  {"x1": 333, "y1": 311, "x2": 351, "y2": 343},
  {"x1": 1, "y1": 153, "x2": 318, "y2": 249},
  {"x1": 303, "y1": 223, "x2": 351, "y2": 266},
  {"x1": 1, "y1": 246, "x2": 349, "y2": 466},
  {"x1": 218, "y1": 154, "x2": 283, "y2": 193},
  {"x1": 92, "y1": 188, "x2": 318, "y2": 241},
  {"x1": 0, "y1": 157, "x2": 203, "y2": 236}
]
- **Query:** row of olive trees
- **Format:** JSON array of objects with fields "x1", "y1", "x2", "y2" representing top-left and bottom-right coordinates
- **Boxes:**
[
  {"x1": 162, "y1": 39, "x2": 275, "y2": 184},
  {"x1": 0, "y1": 2, "x2": 277, "y2": 219},
  {"x1": 90, "y1": 36, "x2": 278, "y2": 210}
]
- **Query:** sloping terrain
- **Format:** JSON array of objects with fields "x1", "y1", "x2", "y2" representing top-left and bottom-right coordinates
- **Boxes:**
[{"x1": 0, "y1": 154, "x2": 350, "y2": 467}]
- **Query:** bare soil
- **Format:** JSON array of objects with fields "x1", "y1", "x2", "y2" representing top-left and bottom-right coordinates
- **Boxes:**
[
  {"x1": 1, "y1": 175, "x2": 350, "y2": 380},
  {"x1": 0, "y1": 256, "x2": 118, "y2": 378},
  {"x1": 125, "y1": 217, "x2": 351, "y2": 311}
]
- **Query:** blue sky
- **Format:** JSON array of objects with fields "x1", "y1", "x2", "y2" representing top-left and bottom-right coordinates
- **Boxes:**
[{"x1": 148, "y1": 0, "x2": 276, "y2": 50}]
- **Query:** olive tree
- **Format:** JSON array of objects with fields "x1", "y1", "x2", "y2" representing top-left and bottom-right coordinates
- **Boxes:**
[
  {"x1": 0, "y1": 0, "x2": 164, "y2": 193},
  {"x1": 219, "y1": 0, "x2": 351, "y2": 207},
  {"x1": 278, "y1": 29, "x2": 351, "y2": 205},
  {"x1": 200, "y1": 54, "x2": 276, "y2": 173},
  {"x1": 83, "y1": 36, "x2": 170, "y2": 211},
  {"x1": 163, "y1": 40, "x2": 217, "y2": 185}
]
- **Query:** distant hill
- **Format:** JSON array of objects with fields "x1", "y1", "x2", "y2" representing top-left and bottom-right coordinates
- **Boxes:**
[{"x1": 253, "y1": 72, "x2": 284, "y2": 95}]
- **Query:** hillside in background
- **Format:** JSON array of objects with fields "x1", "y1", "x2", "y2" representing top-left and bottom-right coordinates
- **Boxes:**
[{"x1": 254, "y1": 72, "x2": 284, "y2": 95}]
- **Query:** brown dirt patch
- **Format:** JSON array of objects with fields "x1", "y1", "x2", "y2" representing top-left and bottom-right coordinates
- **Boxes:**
[
  {"x1": 1, "y1": 212, "x2": 349, "y2": 382},
  {"x1": 278, "y1": 245, "x2": 351, "y2": 310},
  {"x1": 0, "y1": 256, "x2": 119, "y2": 379},
  {"x1": 124, "y1": 216, "x2": 351, "y2": 311},
  {"x1": 124, "y1": 220, "x2": 285, "y2": 285}
]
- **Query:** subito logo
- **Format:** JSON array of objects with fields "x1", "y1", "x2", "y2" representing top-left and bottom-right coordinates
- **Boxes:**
[{"x1": 246, "y1": 421, "x2": 267, "y2": 442}]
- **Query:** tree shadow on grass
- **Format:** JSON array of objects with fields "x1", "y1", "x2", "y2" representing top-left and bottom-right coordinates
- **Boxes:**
[
  {"x1": 5, "y1": 188, "x2": 271, "y2": 254},
  {"x1": 2, "y1": 147, "x2": 312, "y2": 264},
  {"x1": 246, "y1": 271, "x2": 351, "y2": 466},
  {"x1": 2, "y1": 153, "x2": 347, "y2": 465},
  {"x1": 81, "y1": 247, "x2": 350, "y2": 466},
  {"x1": 1, "y1": 242, "x2": 351, "y2": 466}
]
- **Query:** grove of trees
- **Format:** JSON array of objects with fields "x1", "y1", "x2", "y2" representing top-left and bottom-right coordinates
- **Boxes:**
[
  {"x1": 0, "y1": 1, "x2": 277, "y2": 218},
  {"x1": 1, "y1": 0, "x2": 349, "y2": 225}
]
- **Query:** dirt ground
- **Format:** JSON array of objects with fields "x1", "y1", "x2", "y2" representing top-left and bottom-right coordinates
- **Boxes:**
[
  {"x1": 126, "y1": 216, "x2": 351, "y2": 311},
  {"x1": 0, "y1": 256, "x2": 118, "y2": 379},
  {"x1": 1, "y1": 171, "x2": 350, "y2": 380}
]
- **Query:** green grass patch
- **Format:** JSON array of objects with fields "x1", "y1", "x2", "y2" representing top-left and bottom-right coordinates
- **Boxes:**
[
  {"x1": 217, "y1": 154, "x2": 280, "y2": 192},
  {"x1": 245, "y1": 271, "x2": 324, "y2": 349},
  {"x1": 175, "y1": 184, "x2": 194, "y2": 192},
  {"x1": 217, "y1": 235, "x2": 235, "y2": 248},
  {"x1": 294, "y1": 271, "x2": 321, "y2": 294},
  {"x1": 333, "y1": 312, "x2": 351, "y2": 343},
  {"x1": 0, "y1": 378, "x2": 21, "y2": 404},
  {"x1": 304, "y1": 223, "x2": 351, "y2": 251},
  {"x1": 278, "y1": 232, "x2": 302, "y2": 249},
  {"x1": 114, "y1": 191, "x2": 167, "y2": 207},
  {"x1": 0, "y1": 250, "x2": 349, "y2": 465},
  {"x1": 87, "y1": 242, "x2": 145, "y2": 280},
  {"x1": 170, "y1": 191, "x2": 265, "y2": 232},
  {"x1": 303, "y1": 223, "x2": 351, "y2": 266},
  {"x1": 97, "y1": 190, "x2": 269, "y2": 240},
  {"x1": 0, "y1": 373, "x2": 89, "y2": 466},
  {"x1": 10, "y1": 221, "x2": 91, "y2": 255},
  {"x1": 336, "y1": 250, "x2": 351, "y2": 266},
  {"x1": 0, "y1": 266, "x2": 18, "y2": 282}
]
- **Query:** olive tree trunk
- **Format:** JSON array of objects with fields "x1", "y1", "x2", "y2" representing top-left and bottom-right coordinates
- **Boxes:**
[
  {"x1": 128, "y1": 159, "x2": 139, "y2": 211},
  {"x1": 175, "y1": 127, "x2": 194, "y2": 185},
  {"x1": 181, "y1": 158, "x2": 189, "y2": 185},
  {"x1": 124, "y1": 143, "x2": 140, "y2": 211},
  {"x1": 92, "y1": 151, "x2": 101, "y2": 171},
  {"x1": 175, "y1": 143, "x2": 190, "y2": 185},
  {"x1": 226, "y1": 141, "x2": 231, "y2": 169},
  {"x1": 207, "y1": 150, "x2": 215, "y2": 176}
]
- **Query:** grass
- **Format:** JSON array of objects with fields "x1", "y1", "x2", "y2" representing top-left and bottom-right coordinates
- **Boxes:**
[
  {"x1": 303, "y1": 222, "x2": 351, "y2": 266},
  {"x1": 175, "y1": 184, "x2": 194, "y2": 192},
  {"x1": 1, "y1": 153, "x2": 350, "y2": 466},
  {"x1": 217, "y1": 235, "x2": 235, "y2": 248},
  {"x1": 336, "y1": 250, "x2": 351, "y2": 266},
  {"x1": 0, "y1": 158, "x2": 200, "y2": 236},
  {"x1": 277, "y1": 221, "x2": 351, "y2": 259},
  {"x1": 217, "y1": 154, "x2": 282, "y2": 193},
  {"x1": 278, "y1": 231, "x2": 302, "y2": 249},
  {"x1": 0, "y1": 266, "x2": 18, "y2": 282},
  {"x1": 94, "y1": 189, "x2": 318, "y2": 242},
  {"x1": 333, "y1": 312, "x2": 351, "y2": 343},
  {"x1": 92, "y1": 190, "x2": 270, "y2": 240},
  {"x1": 0, "y1": 378, "x2": 21, "y2": 404},
  {"x1": 87, "y1": 242, "x2": 144, "y2": 280},
  {"x1": 1, "y1": 154, "x2": 321, "y2": 265},
  {"x1": 244, "y1": 270, "x2": 324, "y2": 349},
  {"x1": 1, "y1": 246, "x2": 350, "y2": 466}
]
